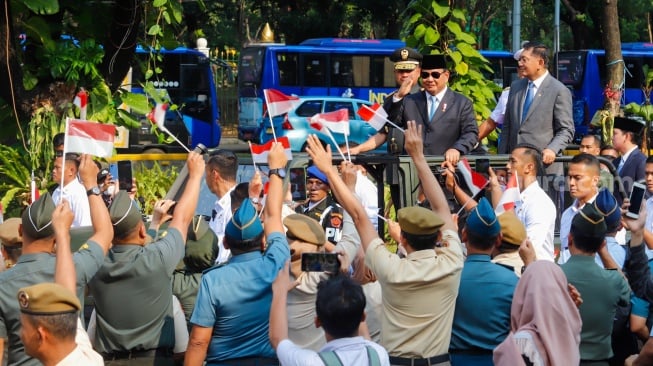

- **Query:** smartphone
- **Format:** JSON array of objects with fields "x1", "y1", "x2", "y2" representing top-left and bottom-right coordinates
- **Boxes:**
[
  {"x1": 627, "y1": 182, "x2": 646, "y2": 219},
  {"x1": 475, "y1": 158, "x2": 490, "y2": 175},
  {"x1": 301, "y1": 252, "x2": 340, "y2": 273},
  {"x1": 117, "y1": 161, "x2": 133, "y2": 191}
]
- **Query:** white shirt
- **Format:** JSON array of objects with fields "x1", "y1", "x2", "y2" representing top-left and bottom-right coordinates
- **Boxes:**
[
  {"x1": 557, "y1": 194, "x2": 598, "y2": 265},
  {"x1": 276, "y1": 336, "x2": 390, "y2": 366},
  {"x1": 59, "y1": 319, "x2": 103, "y2": 366},
  {"x1": 209, "y1": 186, "x2": 235, "y2": 264},
  {"x1": 514, "y1": 181, "x2": 556, "y2": 262},
  {"x1": 52, "y1": 178, "x2": 91, "y2": 227},
  {"x1": 355, "y1": 171, "x2": 379, "y2": 230},
  {"x1": 490, "y1": 88, "x2": 510, "y2": 126},
  {"x1": 643, "y1": 197, "x2": 653, "y2": 260}
]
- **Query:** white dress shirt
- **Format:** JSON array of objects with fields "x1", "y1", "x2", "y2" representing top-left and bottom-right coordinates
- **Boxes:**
[
  {"x1": 209, "y1": 186, "x2": 235, "y2": 264},
  {"x1": 355, "y1": 171, "x2": 379, "y2": 230},
  {"x1": 52, "y1": 178, "x2": 91, "y2": 227},
  {"x1": 514, "y1": 181, "x2": 556, "y2": 262}
]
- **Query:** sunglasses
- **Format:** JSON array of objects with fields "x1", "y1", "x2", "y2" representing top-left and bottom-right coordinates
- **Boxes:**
[{"x1": 420, "y1": 71, "x2": 444, "y2": 79}]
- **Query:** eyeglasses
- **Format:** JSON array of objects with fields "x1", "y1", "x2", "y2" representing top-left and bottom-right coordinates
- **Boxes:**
[{"x1": 420, "y1": 71, "x2": 444, "y2": 79}]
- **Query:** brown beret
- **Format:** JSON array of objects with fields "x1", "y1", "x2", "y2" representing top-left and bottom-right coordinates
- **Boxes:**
[
  {"x1": 398, "y1": 206, "x2": 444, "y2": 235},
  {"x1": 17, "y1": 283, "x2": 80, "y2": 315},
  {"x1": 0, "y1": 218, "x2": 22, "y2": 247},
  {"x1": 498, "y1": 211, "x2": 526, "y2": 246},
  {"x1": 284, "y1": 214, "x2": 326, "y2": 246}
]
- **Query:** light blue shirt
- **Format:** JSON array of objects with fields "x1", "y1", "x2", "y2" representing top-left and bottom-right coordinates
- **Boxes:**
[{"x1": 190, "y1": 232, "x2": 290, "y2": 363}]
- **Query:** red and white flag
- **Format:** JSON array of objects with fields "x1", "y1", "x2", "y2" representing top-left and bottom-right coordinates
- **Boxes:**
[
  {"x1": 310, "y1": 109, "x2": 350, "y2": 135},
  {"x1": 249, "y1": 137, "x2": 293, "y2": 164},
  {"x1": 357, "y1": 103, "x2": 388, "y2": 131},
  {"x1": 457, "y1": 158, "x2": 489, "y2": 196},
  {"x1": 264, "y1": 89, "x2": 300, "y2": 117},
  {"x1": 65, "y1": 119, "x2": 116, "y2": 158},
  {"x1": 30, "y1": 172, "x2": 39, "y2": 204},
  {"x1": 495, "y1": 173, "x2": 521, "y2": 215},
  {"x1": 73, "y1": 89, "x2": 88, "y2": 120},
  {"x1": 147, "y1": 102, "x2": 169, "y2": 132}
]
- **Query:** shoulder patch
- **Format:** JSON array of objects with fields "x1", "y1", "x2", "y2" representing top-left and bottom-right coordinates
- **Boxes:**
[{"x1": 78, "y1": 243, "x2": 90, "y2": 251}]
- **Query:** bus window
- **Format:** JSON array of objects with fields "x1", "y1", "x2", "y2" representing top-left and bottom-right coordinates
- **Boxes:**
[
  {"x1": 557, "y1": 52, "x2": 586, "y2": 87},
  {"x1": 332, "y1": 55, "x2": 355, "y2": 87},
  {"x1": 351, "y1": 55, "x2": 371, "y2": 87},
  {"x1": 302, "y1": 54, "x2": 328, "y2": 86},
  {"x1": 625, "y1": 57, "x2": 644, "y2": 89},
  {"x1": 278, "y1": 52, "x2": 299, "y2": 86},
  {"x1": 369, "y1": 56, "x2": 394, "y2": 88},
  {"x1": 239, "y1": 47, "x2": 265, "y2": 87}
]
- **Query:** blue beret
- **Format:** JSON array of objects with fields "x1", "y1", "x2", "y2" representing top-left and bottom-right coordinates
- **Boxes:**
[
  {"x1": 593, "y1": 188, "x2": 621, "y2": 231},
  {"x1": 225, "y1": 199, "x2": 263, "y2": 241},
  {"x1": 466, "y1": 198, "x2": 500, "y2": 237},
  {"x1": 307, "y1": 166, "x2": 328, "y2": 185}
]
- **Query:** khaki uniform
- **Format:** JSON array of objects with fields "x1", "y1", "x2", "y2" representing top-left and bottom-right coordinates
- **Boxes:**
[
  {"x1": 364, "y1": 229, "x2": 464, "y2": 358},
  {"x1": 492, "y1": 251, "x2": 524, "y2": 278}
]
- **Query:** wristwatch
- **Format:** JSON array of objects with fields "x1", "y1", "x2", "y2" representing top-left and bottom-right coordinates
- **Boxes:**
[
  {"x1": 269, "y1": 168, "x2": 286, "y2": 179},
  {"x1": 86, "y1": 186, "x2": 101, "y2": 196}
]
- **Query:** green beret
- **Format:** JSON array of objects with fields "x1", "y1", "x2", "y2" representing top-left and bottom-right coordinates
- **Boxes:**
[
  {"x1": 109, "y1": 191, "x2": 143, "y2": 235},
  {"x1": 284, "y1": 214, "x2": 326, "y2": 246},
  {"x1": 398, "y1": 206, "x2": 444, "y2": 235},
  {"x1": 225, "y1": 199, "x2": 263, "y2": 241},
  {"x1": 498, "y1": 211, "x2": 526, "y2": 246},
  {"x1": 0, "y1": 218, "x2": 22, "y2": 247},
  {"x1": 184, "y1": 216, "x2": 219, "y2": 271},
  {"x1": 466, "y1": 198, "x2": 500, "y2": 237},
  {"x1": 21, "y1": 192, "x2": 55, "y2": 240},
  {"x1": 17, "y1": 283, "x2": 80, "y2": 315},
  {"x1": 571, "y1": 203, "x2": 607, "y2": 238}
]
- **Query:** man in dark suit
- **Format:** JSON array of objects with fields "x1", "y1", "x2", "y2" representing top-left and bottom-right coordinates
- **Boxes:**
[
  {"x1": 498, "y1": 42, "x2": 575, "y2": 175},
  {"x1": 612, "y1": 116, "x2": 647, "y2": 203}
]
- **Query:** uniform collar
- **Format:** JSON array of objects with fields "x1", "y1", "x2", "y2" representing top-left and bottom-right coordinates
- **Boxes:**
[
  {"x1": 16, "y1": 252, "x2": 53, "y2": 264},
  {"x1": 465, "y1": 254, "x2": 492, "y2": 262},
  {"x1": 229, "y1": 250, "x2": 263, "y2": 263}
]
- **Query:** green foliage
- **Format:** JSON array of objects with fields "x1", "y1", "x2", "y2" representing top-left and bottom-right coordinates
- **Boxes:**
[
  {"x1": 0, "y1": 145, "x2": 32, "y2": 217},
  {"x1": 134, "y1": 162, "x2": 179, "y2": 215},
  {"x1": 404, "y1": 0, "x2": 500, "y2": 120}
]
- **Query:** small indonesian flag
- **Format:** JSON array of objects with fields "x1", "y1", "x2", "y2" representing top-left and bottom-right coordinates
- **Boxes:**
[
  {"x1": 30, "y1": 173, "x2": 40, "y2": 204},
  {"x1": 73, "y1": 89, "x2": 88, "y2": 120},
  {"x1": 249, "y1": 137, "x2": 293, "y2": 164},
  {"x1": 310, "y1": 120, "x2": 337, "y2": 142},
  {"x1": 357, "y1": 103, "x2": 388, "y2": 131},
  {"x1": 66, "y1": 119, "x2": 116, "y2": 158},
  {"x1": 148, "y1": 102, "x2": 169, "y2": 132},
  {"x1": 310, "y1": 109, "x2": 350, "y2": 135},
  {"x1": 264, "y1": 89, "x2": 300, "y2": 117},
  {"x1": 457, "y1": 158, "x2": 489, "y2": 196},
  {"x1": 495, "y1": 173, "x2": 521, "y2": 215}
]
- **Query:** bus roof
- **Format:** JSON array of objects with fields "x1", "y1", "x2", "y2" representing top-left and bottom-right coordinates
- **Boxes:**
[{"x1": 299, "y1": 38, "x2": 406, "y2": 49}]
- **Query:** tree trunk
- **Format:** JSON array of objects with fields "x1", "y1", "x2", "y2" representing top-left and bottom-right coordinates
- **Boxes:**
[{"x1": 602, "y1": 0, "x2": 623, "y2": 117}]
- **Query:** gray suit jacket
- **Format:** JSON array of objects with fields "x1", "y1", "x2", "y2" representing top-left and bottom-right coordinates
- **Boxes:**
[
  {"x1": 498, "y1": 73, "x2": 575, "y2": 173},
  {"x1": 391, "y1": 88, "x2": 478, "y2": 155}
]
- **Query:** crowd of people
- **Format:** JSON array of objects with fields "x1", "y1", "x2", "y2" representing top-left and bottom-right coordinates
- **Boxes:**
[{"x1": 2, "y1": 42, "x2": 653, "y2": 366}]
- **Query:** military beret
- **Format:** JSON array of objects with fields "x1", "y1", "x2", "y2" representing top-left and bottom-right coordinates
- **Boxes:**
[
  {"x1": 594, "y1": 188, "x2": 621, "y2": 231},
  {"x1": 108, "y1": 191, "x2": 143, "y2": 235},
  {"x1": 498, "y1": 211, "x2": 527, "y2": 246},
  {"x1": 17, "y1": 283, "x2": 80, "y2": 315},
  {"x1": 466, "y1": 198, "x2": 500, "y2": 237},
  {"x1": 421, "y1": 54, "x2": 448, "y2": 70},
  {"x1": 284, "y1": 214, "x2": 326, "y2": 246},
  {"x1": 21, "y1": 192, "x2": 55, "y2": 240},
  {"x1": 613, "y1": 116, "x2": 645, "y2": 135},
  {"x1": 0, "y1": 218, "x2": 22, "y2": 247},
  {"x1": 398, "y1": 206, "x2": 444, "y2": 235},
  {"x1": 307, "y1": 166, "x2": 329, "y2": 185},
  {"x1": 184, "y1": 216, "x2": 219, "y2": 271},
  {"x1": 225, "y1": 199, "x2": 263, "y2": 241},
  {"x1": 389, "y1": 47, "x2": 422, "y2": 70},
  {"x1": 572, "y1": 203, "x2": 607, "y2": 238}
]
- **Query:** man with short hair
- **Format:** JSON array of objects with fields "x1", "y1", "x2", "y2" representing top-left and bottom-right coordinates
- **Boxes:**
[
  {"x1": 612, "y1": 116, "x2": 647, "y2": 205},
  {"x1": 305, "y1": 120, "x2": 463, "y2": 365},
  {"x1": 560, "y1": 204, "x2": 630, "y2": 365},
  {"x1": 52, "y1": 153, "x2": 91, "y2": 227},
  {"x1": 295, "y1": 166, "x2": 343, "y2": 245},
  {"x1": 88, "y1": 152, "x2": 204, "y2": 365},
  {"x1": 270, "y1": 265, "x2": 390, "y2": 365},
  {"x1": 206, "y1": 149, "x2": 239, "y2": 264},
  {"x1": 185, "y1": 142, "x2": 290, "y2": 365},
  {"x1": 558, "y1": 153, "x2": 601, "y2": 264},
  {"x1": 489, "y1": 143, "x2": 556, "y2": 261},
  {"x1": 0, "y1": 155, "x2": 112, "y2": 365},
  {"x1": 449, "y1": 198, "x2": 518, "y2": 365},
  {"x1": 579, "y1": 135, "x2": 602, "y2": 156}
]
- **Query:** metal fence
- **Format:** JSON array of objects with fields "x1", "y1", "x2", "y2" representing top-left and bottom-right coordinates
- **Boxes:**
[{"x1": 212, "y1": 51, "x2": 239, "y2": 138}]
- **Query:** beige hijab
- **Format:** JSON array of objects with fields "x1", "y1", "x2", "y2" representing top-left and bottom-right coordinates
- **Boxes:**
[{"x1": 493, "y1": 260, "x2": 582, "y2": 366}]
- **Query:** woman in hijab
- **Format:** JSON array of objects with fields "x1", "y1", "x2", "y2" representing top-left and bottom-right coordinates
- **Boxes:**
[{"x1": 494, "y1": 260, "x2": 582, "y2": 366}]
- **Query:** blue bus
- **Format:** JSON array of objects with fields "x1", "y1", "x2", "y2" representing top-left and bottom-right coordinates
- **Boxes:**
[
  {"x1": 237, "y1": 38, "x2": 515, "y2": 141},
  {"x1": 556, "y1": 44, "x2": 653, "y2": 138},
  {"x1": 124, "y1": 46, "x2": 222, "y2": 152}
]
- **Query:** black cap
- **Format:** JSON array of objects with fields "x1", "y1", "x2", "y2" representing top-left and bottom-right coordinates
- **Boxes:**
[
  {"x1": 389, "y1": 47, "x2": 422, "y2": 70},
  {"x1": 422, "y1": 54, "x2": 448, "y2": 70}
]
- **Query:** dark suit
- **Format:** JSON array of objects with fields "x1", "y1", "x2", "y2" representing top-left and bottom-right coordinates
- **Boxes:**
[
  {"x1": 614, "y1": 149, "x2": 646, "y2": 203},
  {"x1": 390, "y1": 89, "x2": 478, "y2": 155},
  {"x1": 498, "y1": 73, "x2": 575, "y2": 175}
]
